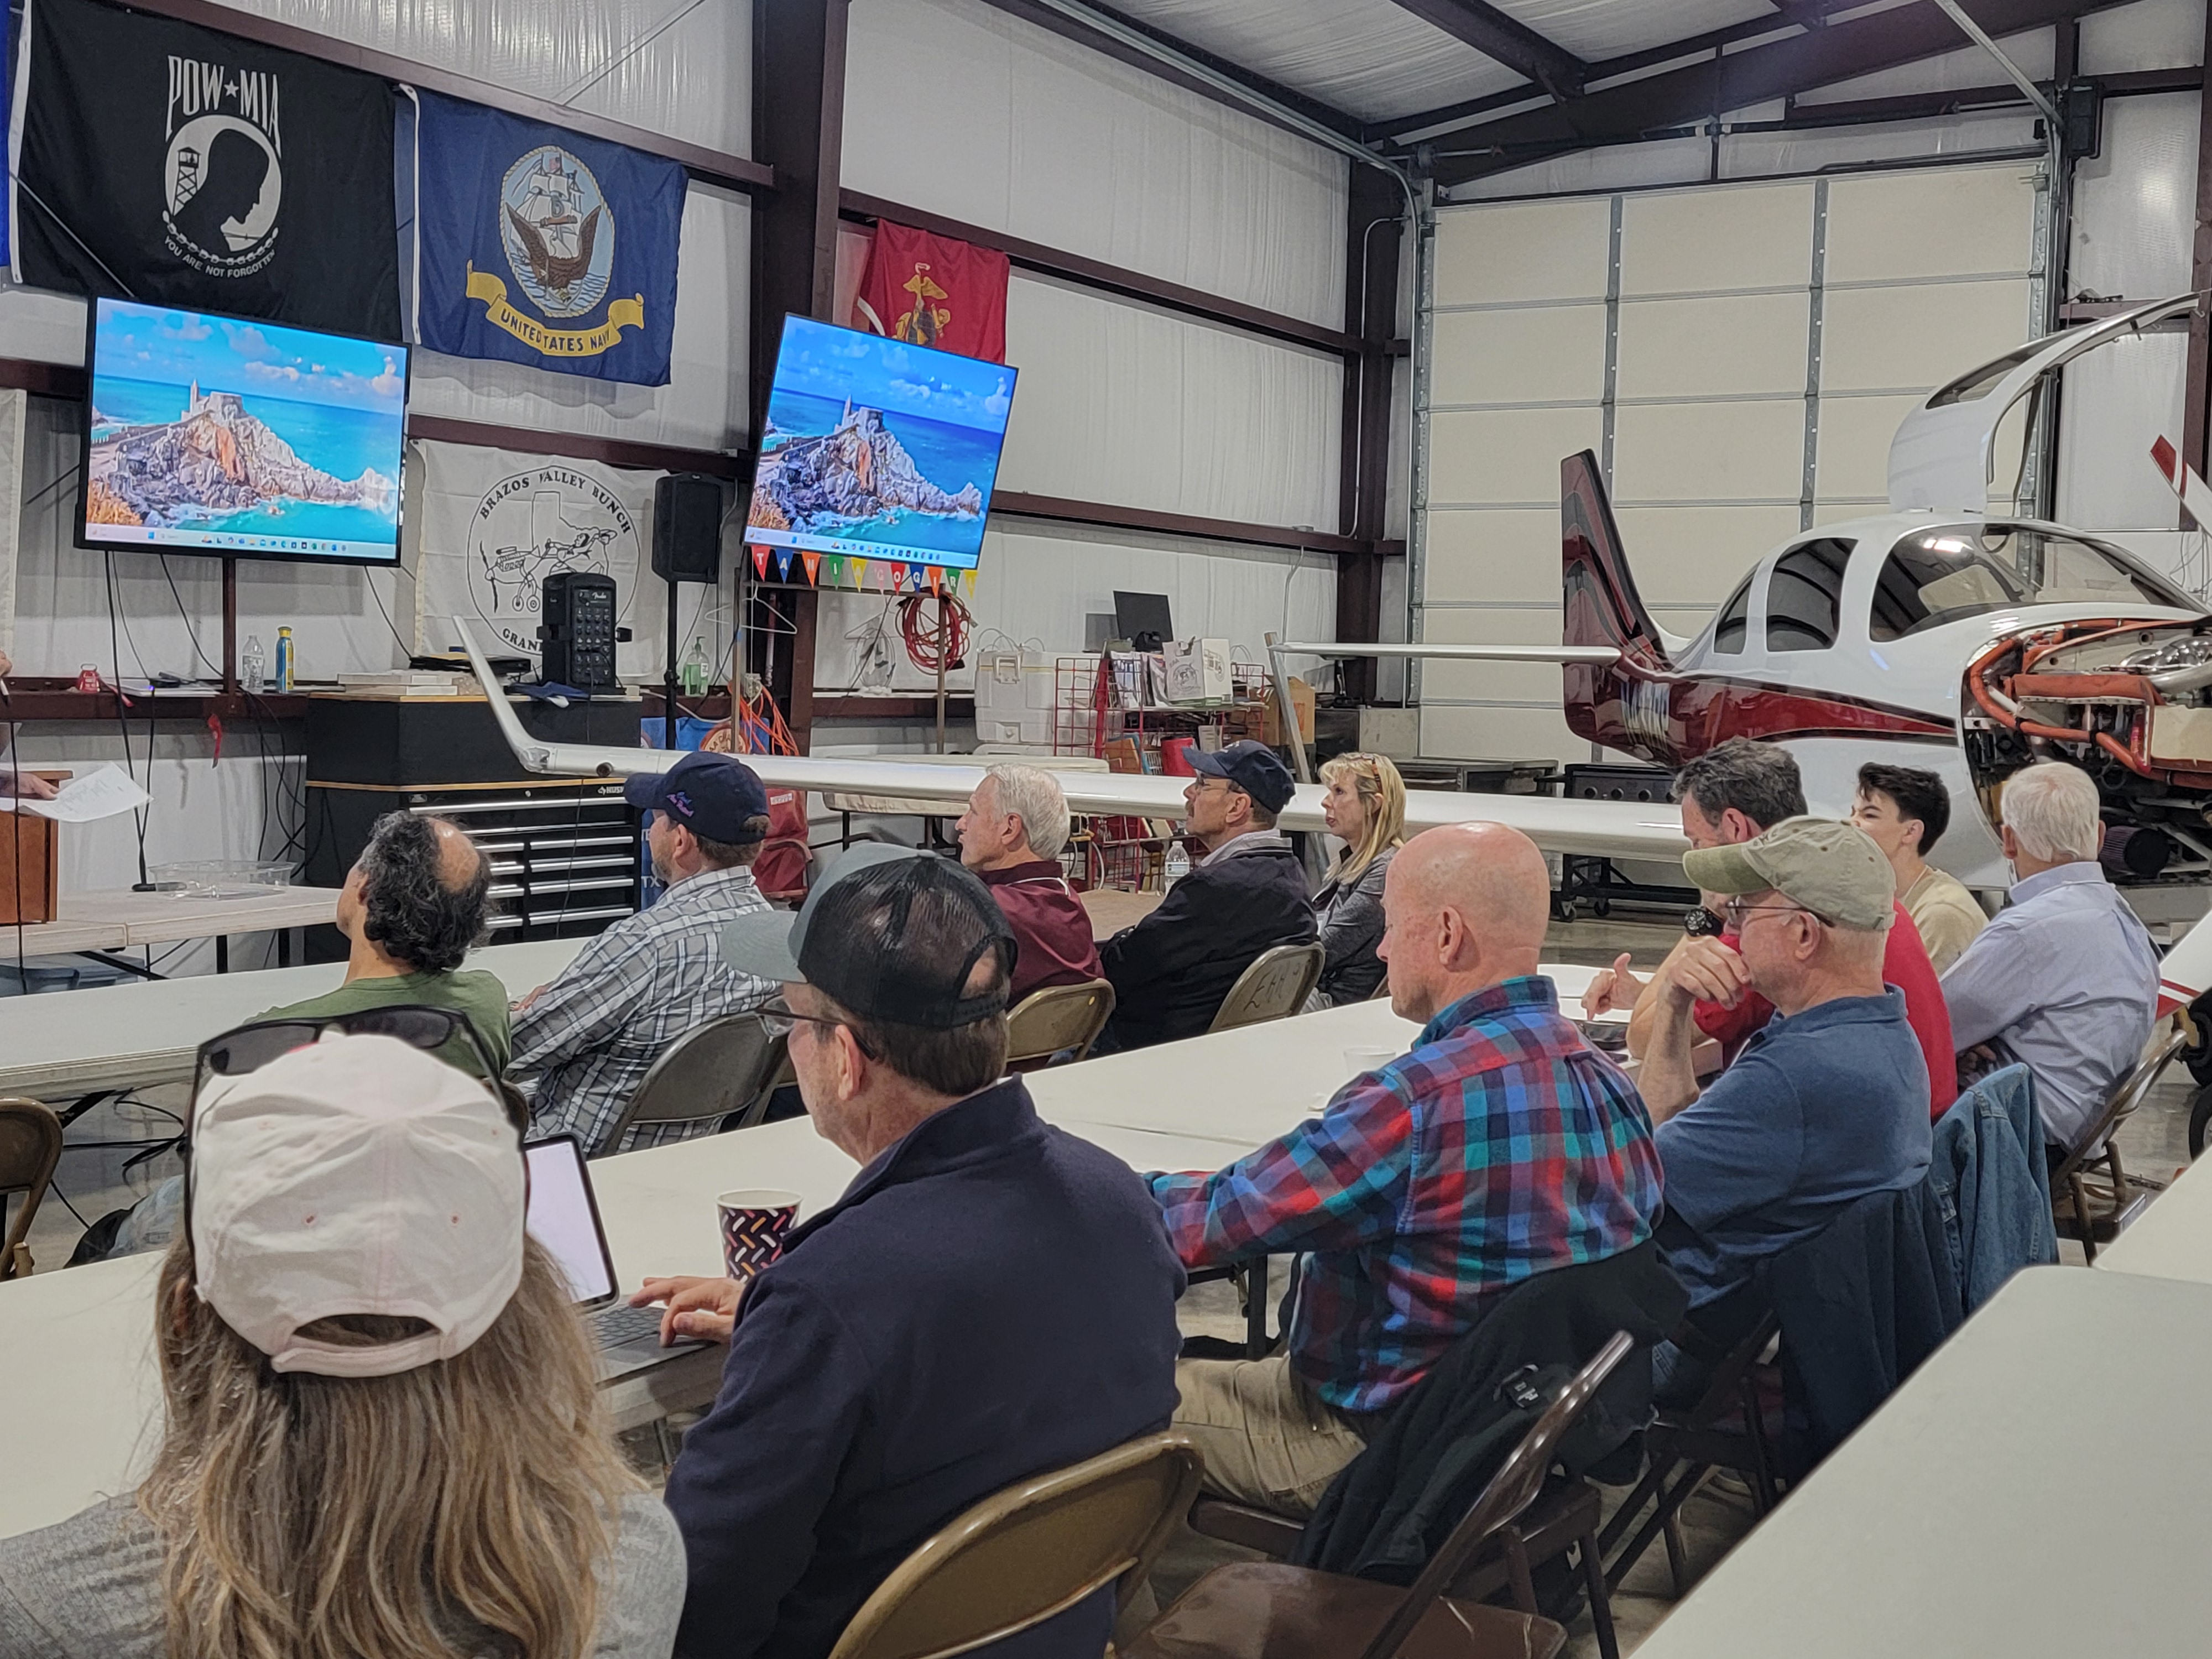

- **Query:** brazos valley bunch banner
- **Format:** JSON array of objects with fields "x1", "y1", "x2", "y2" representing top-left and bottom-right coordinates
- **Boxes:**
[
  {"x1": 414, "y1": 91, "x2": 685, "y2": 387},
  {"x1": 10, "y1": 0, "x2": 401, "y2": 338}
]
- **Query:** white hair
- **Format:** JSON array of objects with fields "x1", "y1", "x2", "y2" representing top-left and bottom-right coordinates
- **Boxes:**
[
  {"x1": 2001, "y1": 761, "x2": 2102, "y2": 864},
  {"x1": 982, "y1": 764, "x2": 1071, "y2": 862}
]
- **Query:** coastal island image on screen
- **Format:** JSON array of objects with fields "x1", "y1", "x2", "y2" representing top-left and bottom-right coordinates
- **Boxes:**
[
  {"x1": 82, "y1": 298, "x2": 407, "y2": 563},
  {"x1": 745, "y1": 316, "x2": 1017, "y2": 571}
]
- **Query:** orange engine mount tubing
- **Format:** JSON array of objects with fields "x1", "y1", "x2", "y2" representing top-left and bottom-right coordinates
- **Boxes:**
[{"x1": 1969, "y1": 632, "x2": 2158, "y2": 778}]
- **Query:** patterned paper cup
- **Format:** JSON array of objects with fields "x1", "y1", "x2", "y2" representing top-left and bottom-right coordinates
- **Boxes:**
[{"x1": 717, "y1": 1188, "x2": 801, "y2": 1280}]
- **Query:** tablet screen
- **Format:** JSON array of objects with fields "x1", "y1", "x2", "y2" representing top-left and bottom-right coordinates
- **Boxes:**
[{"x1": 525, "y1": 1137, "x2": 617, "y2": 1305}]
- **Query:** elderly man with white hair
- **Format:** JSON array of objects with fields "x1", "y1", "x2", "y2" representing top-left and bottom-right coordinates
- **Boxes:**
[
  {"x1": 953, "y1": 762, "x2": 1102, "y2": 1003},
  {"x1": 1940, "y1": 760, "x2": 2159, "y2": 1160}
]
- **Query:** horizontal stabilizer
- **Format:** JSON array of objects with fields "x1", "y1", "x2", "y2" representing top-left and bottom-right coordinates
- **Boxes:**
[{"x1": 1275, "y1": 641, "x2": 1621, "y2": 665}]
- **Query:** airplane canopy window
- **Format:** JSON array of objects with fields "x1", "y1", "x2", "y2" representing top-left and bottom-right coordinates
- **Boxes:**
[
  {"x1": 1766, "y1": 539, "x2": 1854, "y2": 652},
  {"x1": 1711, "y1": 575, "x2": 1754, "y2": 654},
  {"x1": 1870, "y1": 526, "x2": 2204, "y2": 641}
]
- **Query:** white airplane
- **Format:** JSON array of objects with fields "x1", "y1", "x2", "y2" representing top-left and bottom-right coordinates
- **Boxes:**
[
  {"x1": 452, "y1": 289, "x2": 2212, "y2": 1017},
  {"x1": 1558, "y1": 290, "x2": 2212, "y2": 899}
]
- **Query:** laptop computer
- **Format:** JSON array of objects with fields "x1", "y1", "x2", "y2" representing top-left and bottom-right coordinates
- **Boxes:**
[{"x1": 525, "y1": 1134, "x2": 713, "y2": 1380}]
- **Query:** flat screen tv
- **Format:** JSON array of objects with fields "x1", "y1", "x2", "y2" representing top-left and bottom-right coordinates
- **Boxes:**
[
  {"x1": 744, "y1": 314, "x2": 1016, "y2": 573},
  {"x1": 79, "y1": 296, "x2": 408, "y2": 567}
]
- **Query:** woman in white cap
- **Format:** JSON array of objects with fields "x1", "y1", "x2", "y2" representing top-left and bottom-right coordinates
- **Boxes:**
[{"x1": 0, "y1": 1030, "x2": 682, "y2": 1658}]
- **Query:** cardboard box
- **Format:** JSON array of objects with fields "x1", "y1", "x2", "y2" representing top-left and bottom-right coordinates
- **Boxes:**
[
  {"x1": 1164, "y1": 637, "x2": 1232, "y2": 703},
  {"x1": 1261, "y1": 676, "x2": 1316, "y2": 746}
]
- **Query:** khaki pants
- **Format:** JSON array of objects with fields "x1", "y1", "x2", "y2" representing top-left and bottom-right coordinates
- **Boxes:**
[{"x1": 1172, "y1": 1353, "x2": 1369, "y2": 1519}]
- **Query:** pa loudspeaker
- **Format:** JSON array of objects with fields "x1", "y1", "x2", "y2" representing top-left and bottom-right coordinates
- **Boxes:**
[{"x1": 652, "y1": 473, "x2": 727, "y2": 583}]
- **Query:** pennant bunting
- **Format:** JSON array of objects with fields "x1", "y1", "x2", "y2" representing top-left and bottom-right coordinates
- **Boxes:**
[
  {"x1": 752, "y1": 544, "x2": 771, "y2": 580},
  {"x1": 926, "y1": 565, "x2": 942, "y2": 596},
  {"x1": 800, "y1": 549, "x2": 821, "y2": 585},
  {"x1": 774, "y1": 548, "x2": 793, "y2": 581}
]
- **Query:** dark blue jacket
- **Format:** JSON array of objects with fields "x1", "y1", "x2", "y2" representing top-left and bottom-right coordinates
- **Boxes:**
[
  {"x1": 664, "y1": 1077, "x2": 1187, "y2": 1659},
  {"x1": 1929, "y1": 1063, "x2": 2057, "y2": 1312},
  {"x1": 1767, "y1": 1179, "x2": 1963, "y2": 1473},
  {"x1": 1099, "y1": 835, "x2": 1316, "y2": 1049}
]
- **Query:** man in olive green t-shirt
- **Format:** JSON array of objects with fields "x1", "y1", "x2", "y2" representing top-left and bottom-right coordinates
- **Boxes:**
[
  {"x1": 98, "y1": 812, "x2": 503, "y2": 1260},
  {"x1": 255, "y1": 812, "x2": 509, "y2": 1076}
]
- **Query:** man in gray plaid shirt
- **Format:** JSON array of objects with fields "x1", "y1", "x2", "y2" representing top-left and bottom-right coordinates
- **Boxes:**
[{"x1": 512, "y1": 751, "x2": 784, "y2": 1155}]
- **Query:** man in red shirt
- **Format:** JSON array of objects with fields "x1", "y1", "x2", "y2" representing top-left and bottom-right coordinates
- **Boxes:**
[
  {"x1": 1582, "y1": 738, "x2": 1956, "y2": 1119},
  {"x1": 953, "y1": 763, "x2": 1103, "y2": 1003}
]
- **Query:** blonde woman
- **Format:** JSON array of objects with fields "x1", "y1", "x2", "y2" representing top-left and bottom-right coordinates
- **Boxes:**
[
  {"x1": 0, "y1": 1031, "x2": 682, "y2": 1659},
  {"x1": 1312, "y1": 752, "x2": 1408, "y2": 1005}
]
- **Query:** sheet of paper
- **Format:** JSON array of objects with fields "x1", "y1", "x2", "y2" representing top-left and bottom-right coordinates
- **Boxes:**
[{"x1": 3, "y1": 764, "x2": 152, "y2": 822}]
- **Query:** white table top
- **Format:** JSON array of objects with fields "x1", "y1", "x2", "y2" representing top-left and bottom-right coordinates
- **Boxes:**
[
  {"x1": 2091, "y1": 1150, "x2": 2212, "y2": 1284},
  {"x1": 0, "y1": 937, "x2": 587, "y2": 1098},
  {"x1": 1634, "y1": 1267, "x2": 2212, "y2": 1658},
  {"x1": 7, "y1": 886, "x2": 342, "y2": 956},
  {"x1": 0, "y1": 1100, "x2": 1267, "y2": 1539},
  {"x1": 1029, "y1": 999, "x2": 1422, "y2": 1149}
]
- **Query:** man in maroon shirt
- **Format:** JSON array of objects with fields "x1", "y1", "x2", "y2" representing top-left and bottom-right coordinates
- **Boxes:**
[{"x1": 954, "y1": 764, "x2": 1104, "y2": 1003}]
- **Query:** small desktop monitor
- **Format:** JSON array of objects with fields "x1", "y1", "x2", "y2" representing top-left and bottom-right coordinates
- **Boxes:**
[
  {"x1": 744, "y1": 314, "x2": 1018, "y2": 573},
  {"x1": 79, "y1": 296, "x2": 409, "y2": 567}
]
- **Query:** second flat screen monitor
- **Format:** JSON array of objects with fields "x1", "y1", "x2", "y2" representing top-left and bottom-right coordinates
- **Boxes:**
[{"x1": 744, "y1": 315, "x2": 1017, "y2": 573}]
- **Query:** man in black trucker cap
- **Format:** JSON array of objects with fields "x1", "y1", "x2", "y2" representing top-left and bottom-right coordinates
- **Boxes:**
[
  {"x1": 1098, "y1": 738, "x2": 1316, "y2": 1051},
  {"x1": 638, "y1": 844, "x2": 1186, "y2": 1659}
]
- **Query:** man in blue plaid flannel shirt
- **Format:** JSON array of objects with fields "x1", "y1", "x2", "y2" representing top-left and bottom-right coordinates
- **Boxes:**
[{"x1": 511, "y1": 752, "x2": 782, "y2": 1155}]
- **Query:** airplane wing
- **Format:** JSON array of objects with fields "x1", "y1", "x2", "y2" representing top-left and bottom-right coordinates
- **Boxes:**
[{"x1": 455, "y1": 620, "x2": 1689, "y2": 862}]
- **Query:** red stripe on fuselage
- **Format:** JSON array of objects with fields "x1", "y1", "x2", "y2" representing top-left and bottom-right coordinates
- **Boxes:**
[{"x1": 1568, "y1": 658, "x2": 1954, "y2": 766}]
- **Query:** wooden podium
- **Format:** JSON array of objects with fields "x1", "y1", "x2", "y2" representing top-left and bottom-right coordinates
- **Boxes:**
[{"x1": 0, "y1": 774, "x2": 66, "y2": 925}]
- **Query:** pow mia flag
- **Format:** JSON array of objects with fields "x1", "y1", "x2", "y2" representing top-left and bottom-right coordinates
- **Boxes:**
[{"x1": 10, "y1": 0, "x2": 401, "y2": 338}]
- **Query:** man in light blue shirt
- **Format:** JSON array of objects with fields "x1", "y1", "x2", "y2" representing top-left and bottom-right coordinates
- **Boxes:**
[{"x1": 1940, "y1": 762, "x2": 2159, "y2": 1157}]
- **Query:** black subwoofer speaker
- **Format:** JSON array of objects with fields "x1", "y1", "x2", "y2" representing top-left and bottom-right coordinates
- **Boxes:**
[{"x1": 651, "y1": 473, "x2": 727, "y2": 583}]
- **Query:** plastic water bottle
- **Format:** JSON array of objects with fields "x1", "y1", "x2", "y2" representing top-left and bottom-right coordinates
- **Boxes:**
[
  {"x1": 241, "y1": 634, "x2": 265, "y2": 693},
  {"x1": 1163, "y1": 839, "x2": 1190, "y2": 891},
  {"x1": 273, "y1": 627, "x2": 295, "y2": 692},
  {"x1": 681, "y1": 636, "x2": 711, "y2": 696}
]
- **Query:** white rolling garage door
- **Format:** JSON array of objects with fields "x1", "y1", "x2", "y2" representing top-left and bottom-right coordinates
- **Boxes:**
[{"x1": 1417, "y1": 162, "x2": 2045, "y2": 765}]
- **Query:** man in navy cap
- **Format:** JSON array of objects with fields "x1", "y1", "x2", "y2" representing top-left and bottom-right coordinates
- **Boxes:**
[
  {"x1": 1097, "y1": 738, "x2": 1316, "y2": 1050},
  {"x1": 510, "y1": 750, "x2": 784, "y2": 1154}
]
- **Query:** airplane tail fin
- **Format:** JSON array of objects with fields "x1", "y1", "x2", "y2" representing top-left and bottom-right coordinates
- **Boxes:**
[
  {"x1": 1561, "y1": 451, "x2": 1675, "y2": 761},
  {"x1": 1562, "y1": 450, "x2": 1668, "y2": 663}
]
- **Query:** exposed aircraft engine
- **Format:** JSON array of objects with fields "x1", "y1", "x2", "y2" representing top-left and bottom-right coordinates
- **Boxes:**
[{"x1": 1966, "y1": 618, "x2": 2212, "y2": 878}]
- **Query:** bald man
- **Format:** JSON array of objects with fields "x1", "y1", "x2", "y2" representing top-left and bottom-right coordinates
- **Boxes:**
[{"x1": 1146, "y1": 823, "x2": 1666, "y2": 1519}]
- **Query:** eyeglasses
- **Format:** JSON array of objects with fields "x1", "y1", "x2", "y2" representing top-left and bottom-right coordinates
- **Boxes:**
[
  {"x1": 1720, "y1": 898, "x2": 1828, "y2": 929},
  {"x1": 759, "y1": 1002, "x2": 878, "y2": 1058},
  {"x1": 193, "y1": 1005, "x2": 505, "y2": 1108}
]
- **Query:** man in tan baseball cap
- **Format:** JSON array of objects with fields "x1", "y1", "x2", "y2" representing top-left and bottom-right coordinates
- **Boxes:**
[{"x1": 1639, "y1": 818, "x2": 1933, "y2": 1400}]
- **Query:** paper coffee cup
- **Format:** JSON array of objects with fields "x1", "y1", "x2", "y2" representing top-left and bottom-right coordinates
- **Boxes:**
[
  {"x1": 1345, "y1": 1047, "x2": 1399, "y2": 1080},
  {"x1": 717, "y1": 1188, "x2": 801, "y2": 1280}
]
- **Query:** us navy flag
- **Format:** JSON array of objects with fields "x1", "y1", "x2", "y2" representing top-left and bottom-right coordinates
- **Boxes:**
[
  {"x1": 10, "y1": 0, "x2": 400, "y2": 338},
  {"x1": 415, "y1": 93, "x2": 685, "y2": 387}
]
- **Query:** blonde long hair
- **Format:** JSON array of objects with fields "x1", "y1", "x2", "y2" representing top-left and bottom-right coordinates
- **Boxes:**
[
  {"x1": 139, "y1": 1235, "x2": 640, "y2": 1659},
  {"x1": 1321, "y1": 752, "x2": 1407, "y2": 884}
]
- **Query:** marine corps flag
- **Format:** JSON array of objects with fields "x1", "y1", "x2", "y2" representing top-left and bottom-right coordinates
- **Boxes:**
[
  {"x1": 11, "y1": 0, "x2": 400, "y2": 338},
  {"x1": 854, "y1": 221, "x2": 1009, "y2": 364},
  {"x1": 414, "y1": 92, "x2": 685, "y2": 386}
]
